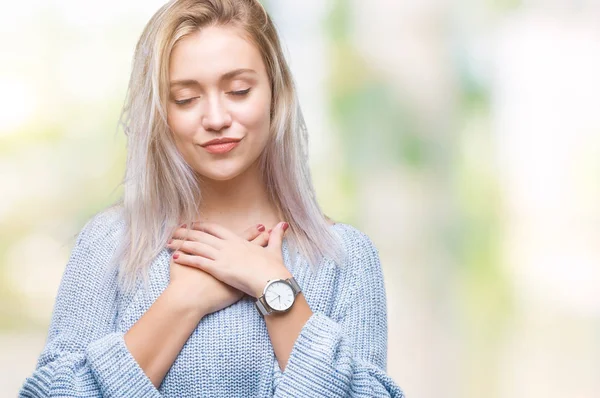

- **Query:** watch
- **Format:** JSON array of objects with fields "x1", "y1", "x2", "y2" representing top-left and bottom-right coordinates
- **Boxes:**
[{"x1": 255, "y1": 276, "x2": 302, "y2": 316}]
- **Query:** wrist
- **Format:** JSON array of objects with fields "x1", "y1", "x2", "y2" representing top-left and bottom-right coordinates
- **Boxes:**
[
  {"x1": 164, "y1": 283, "x2": 207, "y2": 320},
  {"x1": 253, "y1": 268, "x2": 294, "y2": 298}
]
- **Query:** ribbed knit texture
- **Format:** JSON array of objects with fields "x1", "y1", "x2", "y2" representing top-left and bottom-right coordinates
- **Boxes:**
[{"x1": 19, "y1": 207, "x2": 404, "y2": 397}]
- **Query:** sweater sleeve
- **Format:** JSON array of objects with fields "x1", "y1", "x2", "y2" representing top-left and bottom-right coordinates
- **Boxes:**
[
  {"x1": 273, "y1": 229, "x2": 405, "y2": 398},
  {"x1": 19, "y1": 211, "x2": 161, "y2": 398}
]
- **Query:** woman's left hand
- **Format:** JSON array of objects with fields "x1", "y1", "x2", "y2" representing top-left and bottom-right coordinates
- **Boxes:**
[{"x1": 167, "y1": 221, "x2": 293, "y2": 298}]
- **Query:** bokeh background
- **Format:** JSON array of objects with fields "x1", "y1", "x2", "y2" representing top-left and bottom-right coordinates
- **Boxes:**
[{"x1": 1, "y1": 0, "x2": 599, "y2": 396}]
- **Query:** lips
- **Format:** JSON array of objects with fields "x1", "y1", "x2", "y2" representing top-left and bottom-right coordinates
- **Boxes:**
[
  {"x1": 201, "y1": 140, "x2": 240, "y2": 154},
  {"x1": 200, "y1": 137, "x2": 241, "y2": 147}
]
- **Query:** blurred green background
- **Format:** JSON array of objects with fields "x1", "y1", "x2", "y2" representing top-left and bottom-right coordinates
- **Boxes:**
[{"x1": 2, "y1": 0, "x2": 600, "y2": 397}]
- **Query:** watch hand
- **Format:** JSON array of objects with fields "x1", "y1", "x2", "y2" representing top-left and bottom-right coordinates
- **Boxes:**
[{"x1": 270, "y1": 294, "x2": 280, "y2": 305}]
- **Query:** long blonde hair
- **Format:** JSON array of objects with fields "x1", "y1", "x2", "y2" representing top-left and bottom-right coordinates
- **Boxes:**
[{"x1": 110, "y1": 0, "x2": 346, "y2": 294}]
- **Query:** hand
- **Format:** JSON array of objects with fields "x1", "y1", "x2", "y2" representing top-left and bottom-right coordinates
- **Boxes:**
[
  {"x1": 168, "y1": 221, "x2": 292, "y2": 298},
  {"x1": 168, "y1": 223, "x2": 271, "y2": 316}
]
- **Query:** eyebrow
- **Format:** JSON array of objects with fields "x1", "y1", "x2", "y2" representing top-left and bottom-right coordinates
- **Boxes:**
[{"x1": 170, "y1": 68, "x2": 257, "y2": 87}]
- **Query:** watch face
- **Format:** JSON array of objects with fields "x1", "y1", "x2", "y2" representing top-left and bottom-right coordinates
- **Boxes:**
[{"x1": 265, "y1": 280, "x2": 295, "y2": 311}]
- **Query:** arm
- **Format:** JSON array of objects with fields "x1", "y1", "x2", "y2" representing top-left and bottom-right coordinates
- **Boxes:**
[
  {"x1": 263, "y1": 291, "x2": 313, "y2": 372},
  {"x1": 124, "y1": 284, "x2": 205, "y2": 388},
  {"x1": 19, "y1": 211, "x2": 200, "y2": 397},
  {"x1": 271, "y1": 229, "x2": 404, "y2": 397}
]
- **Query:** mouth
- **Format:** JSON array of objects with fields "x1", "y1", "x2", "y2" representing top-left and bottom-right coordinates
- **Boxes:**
[
  {"x1": 201, "y1": 139, "x2": 241, "y2": 154},
  {"x1": 200, "y1": 137, "x2": 242, "y2": 147}
]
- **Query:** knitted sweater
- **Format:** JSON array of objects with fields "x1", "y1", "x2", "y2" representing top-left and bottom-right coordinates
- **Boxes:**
[{"x1": 19, "y1": 208, "x2": 404, "y2": 397}]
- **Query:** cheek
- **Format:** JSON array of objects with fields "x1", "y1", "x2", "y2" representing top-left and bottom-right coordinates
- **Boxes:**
[
  {"x1": 167, "y1": 108, "x2": 196, "y2": 140},
  {"x1": 233, "y1": 96, "x2": 271, "y2": 134}
]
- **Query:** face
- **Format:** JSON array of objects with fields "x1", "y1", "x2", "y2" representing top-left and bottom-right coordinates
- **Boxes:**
[{"x1": 166, "y1": 25, "x2": 272, "y2": 182}]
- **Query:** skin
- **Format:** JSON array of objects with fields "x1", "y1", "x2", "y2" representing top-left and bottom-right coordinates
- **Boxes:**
[
  {"x1": 124, "y1": 25, "x2": 330, "y2": 389},
  {"x1": 166, "y1": 24, "x2": 280, "y2": 234}
]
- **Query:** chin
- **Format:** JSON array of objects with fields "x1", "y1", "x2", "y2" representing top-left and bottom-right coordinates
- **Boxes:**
[
  {"x1": 203, "y1": 173, "x2": 239, "y2": 182},
  {"x1": 198, "y1": 165, "x2": 246, "y2": 182}
]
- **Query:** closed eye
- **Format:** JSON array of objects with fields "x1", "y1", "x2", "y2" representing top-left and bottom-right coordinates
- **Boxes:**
[
  {"x1": 174, "y1": 97, "x2": 199, "y2": 105},
  {"x1": 229, "y1": 88, "x2": 251, "y2": 96},
  {"x1": 174, "y1": 88, "x2": 250, "y2": 105}
]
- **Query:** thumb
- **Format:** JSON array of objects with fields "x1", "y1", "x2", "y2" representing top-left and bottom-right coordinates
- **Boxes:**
[{"x1": 267, "y1": 222, "x2": 289, "y2": 253}]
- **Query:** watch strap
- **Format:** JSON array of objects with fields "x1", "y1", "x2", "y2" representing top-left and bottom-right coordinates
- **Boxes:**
[
  {"x1": 255, "y1": 295, "x2": 272, "y2": 316},
  {"x1": 287, "y1": 276, "x2": 302, "y2": 295}
]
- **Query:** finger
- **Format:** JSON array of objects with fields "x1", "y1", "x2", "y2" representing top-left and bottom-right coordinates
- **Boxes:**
[
  {"x1": 190, "y1": 222, "x2": 238, "y2": 241},
  {"x1": 172, "y1": 227, "x2": 224, "y2": 249},
  {"x1": 251, "y1": 230, "x2": 270, "y2": 247},
  {"x1": 267, "y1": 222, "x2": 289, "y2": 253},
  {"x1": 241, "y1": 224, "x2": 266, "y2": 241},
  {"x1": 172, "y1": 251, "x2": 217, "y2": 274},
  {"x1": 167, "y1": 239, "x2": 219, "y2": 260}
]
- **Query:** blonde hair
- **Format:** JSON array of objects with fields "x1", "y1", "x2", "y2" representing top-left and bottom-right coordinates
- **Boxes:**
[{"x1": 110, "y1": 0, "x2": 346, "y2": 294}]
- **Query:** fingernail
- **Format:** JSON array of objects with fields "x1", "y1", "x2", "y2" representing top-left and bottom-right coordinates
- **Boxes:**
[
  {"x1": 282, "y1": 222, "x2": 289, "y2": 231},
  {"x1": 173, "y1": 253, "x2": 179, "y2": 259},
  {"x1": 167, "y1": 239, "x2": 173, "y2": 244},
  {"x1": 181, "y1": 224, "x2": 187, "y2": 228},
  {"x1": 268, "y1": 228, "x2": 272, "y2": 234},
  {"x1": 257, "y1": 224, "x2": 265, "y2": 232}
]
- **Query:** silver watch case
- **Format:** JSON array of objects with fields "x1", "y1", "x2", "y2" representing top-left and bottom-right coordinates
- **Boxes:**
[{"x1": 255, "y1": 277, "x2": 302, "y2": 316}]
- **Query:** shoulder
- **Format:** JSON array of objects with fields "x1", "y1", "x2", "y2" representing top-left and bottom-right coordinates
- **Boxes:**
[
  {"x1": 329, "y1": 222, "x2": 381, "y2": 269},
  {"x1": 75, "y1": 204, "x2": 126, "y2": 250},
  {"x1": 323, "y1": 223, "x2": 387, "y2": 315},
  {"x1": 54, "y1": 205, "x2": 127, "y2": 298},
  {"x1": 61, "y1": 205, "x2": 128, "y2": 286}
]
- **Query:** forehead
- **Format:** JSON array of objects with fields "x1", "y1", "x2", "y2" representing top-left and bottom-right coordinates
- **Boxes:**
[{"x1": 169, "y1": 25, "x2": 264, "y2": 82}]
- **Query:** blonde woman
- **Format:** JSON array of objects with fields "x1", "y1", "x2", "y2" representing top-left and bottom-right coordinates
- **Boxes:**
[{"x1": 20, "y1": 0, "x2": 403, "y2": 396}]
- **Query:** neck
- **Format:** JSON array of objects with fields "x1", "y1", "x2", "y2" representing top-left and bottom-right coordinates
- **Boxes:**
[{"x1": 196, "y1": 161, "x2": 282, "y2": 234}]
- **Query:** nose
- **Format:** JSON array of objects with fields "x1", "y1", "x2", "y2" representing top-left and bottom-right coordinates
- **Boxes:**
[{"x1": 201, "y1": 95, "x2": 232, "y2": 132}]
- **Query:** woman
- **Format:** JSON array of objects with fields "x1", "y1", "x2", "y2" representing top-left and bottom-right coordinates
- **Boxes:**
[{"x1": 20, "y1": 0, "x2": 404, "y2": 396}]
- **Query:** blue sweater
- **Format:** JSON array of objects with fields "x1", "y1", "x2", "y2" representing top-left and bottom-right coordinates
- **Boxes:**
[{"x1": 20, "y1": 208, "x2": 404, "y2": 397}]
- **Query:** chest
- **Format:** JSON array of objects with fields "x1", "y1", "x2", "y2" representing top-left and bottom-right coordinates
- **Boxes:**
[
  {"x1": 164, "y1": 296, "x2": 276, "y2": 396},
  {"x1": 114, "y1": 250, "x2": 277, "y2": 396},
  {"x1": 115, "y1": 247, "x2": 344, "y2": 396}
]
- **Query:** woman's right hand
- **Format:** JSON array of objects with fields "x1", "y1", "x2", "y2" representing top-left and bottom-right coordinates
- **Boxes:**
[{"x1": 168, "y1": 223, "x2": 270, "y2": 317}]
